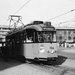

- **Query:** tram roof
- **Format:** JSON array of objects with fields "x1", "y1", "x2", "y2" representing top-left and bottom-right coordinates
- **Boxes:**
[
  {"x1": 6, "y1": 21, "x2": 56, "y2": 36},
  {"x1": 24, "y1": 24, "x2": 44, "y2": 31}
]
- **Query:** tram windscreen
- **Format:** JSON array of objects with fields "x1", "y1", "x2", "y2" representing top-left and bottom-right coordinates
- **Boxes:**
[{"x1": 38, "y1": 31, "x2": 56, "y2": 43}]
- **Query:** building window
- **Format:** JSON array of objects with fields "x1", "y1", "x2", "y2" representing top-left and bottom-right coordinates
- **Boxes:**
[
  {"x1": 73, "y1": 31, "x2": 75, "y2": 34},
  {"x1": 58, "y1": 31, "x2": 62, "y2": 35},
  {"x1": 59, "y1": 36, "x2": 62, "y2": 40},
  {"x1": 64, "y1": 31, "x2": 66, "y2": 35},
  {"x1": 68, "y1": 31, "x2": 71, "y2": 35},
  {"x1": 73, "y1": 37, "x2": 75, "y2": 42},
  {"x1": 68, "y1": 36, "x2": 71, "y2": 40}
]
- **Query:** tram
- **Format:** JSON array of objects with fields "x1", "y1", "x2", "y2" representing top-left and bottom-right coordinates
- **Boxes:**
[{"x1": 6, "y1": 21, "x2": 58, "y2": 61}]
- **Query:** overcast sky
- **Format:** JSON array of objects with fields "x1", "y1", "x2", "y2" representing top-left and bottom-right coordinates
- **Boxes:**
[{"x1": 0, "y1": 0, "x2": 75, "y2": 26}]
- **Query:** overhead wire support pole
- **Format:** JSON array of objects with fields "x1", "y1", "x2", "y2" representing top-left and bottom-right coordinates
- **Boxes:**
[
  {"x1": 47, "y1": 9, "x2": 75, "y2": 21},
  {"x1": 8, "y1": 0, "x2": 31, "y2": 29},
  {"x1": 9, "y1": 15, "x2": 22, "y2": 28},
  {"x1": 3, "y1": 0, "x2": 31, "y2": 26}
]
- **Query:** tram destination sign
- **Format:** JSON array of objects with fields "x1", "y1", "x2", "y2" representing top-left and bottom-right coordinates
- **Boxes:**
[{"x1": 43, "y1": 27, "x2": 55, "y2": 31}]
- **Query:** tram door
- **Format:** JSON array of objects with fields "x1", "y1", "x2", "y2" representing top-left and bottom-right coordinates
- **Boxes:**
[{"x1": 24, "y1": 29, "x2": 39, "y2": 59}]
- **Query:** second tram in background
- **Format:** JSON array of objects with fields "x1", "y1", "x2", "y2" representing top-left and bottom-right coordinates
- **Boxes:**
[{"x1": 6, "y1": 21, "x2": 58, "y2": 62}]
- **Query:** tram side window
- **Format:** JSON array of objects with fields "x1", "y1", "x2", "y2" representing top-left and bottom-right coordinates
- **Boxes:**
[
  {"x1": 23, "y1": 32, "x2": 33, "y2": 43},
  {"x1": 15, "y1": 32, "x2": 24, "y2": 43},
  {"x1": 6, "y1": 38, "x2": 10, "y2": 46},
  {"x1": 26, "y1": 36, "x2": 33, "y2": 43},
  {"x1": 23, "y1": 30, "x2": 38, "y2": 43},
  {"x1": 16, "y1": 35, "x2": 19, "y2": 43},
  {"x1": 12, "y1": 33, "x2": 19, "y2": 43},
  {"x1": 24, "y1": 32, "x2": 36, "y2": 43},
  {"x1": 38, "y1": 32, "x2": 44, "y2": 43},
  {"x1": 6, "y1": 37, "x2": 13, "y2": 48},
  {"x1": 19, "y1": 32, "x2": 24, "y2": 43}
]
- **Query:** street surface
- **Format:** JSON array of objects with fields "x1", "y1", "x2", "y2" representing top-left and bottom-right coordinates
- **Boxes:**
[
  {"x1": 0, "y1": 48, "x2": 75, "y2": 75},
  {"x1": 58, "y1": 47, "x2": 75, "y2": 59},
  {"x1": 0, "y1": 58, "x2": 52, "y2": 75}
]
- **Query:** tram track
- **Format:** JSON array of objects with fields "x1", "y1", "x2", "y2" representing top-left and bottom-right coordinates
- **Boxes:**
[{"x1": 26, "y1": 60, "x2": 75, "y2": 75}]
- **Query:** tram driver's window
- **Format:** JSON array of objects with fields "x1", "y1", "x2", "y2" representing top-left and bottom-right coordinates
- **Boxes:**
[
  {"x1": 25, "y1": 36, "x2": 33, "y2": 43},
  {"x1": 27, "y1": 37, "x2": 33, "y2": 42}
]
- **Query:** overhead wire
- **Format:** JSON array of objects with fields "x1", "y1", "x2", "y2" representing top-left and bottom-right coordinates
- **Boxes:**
[
  {"x1": 3, "y1": 0, "x2": 75, "y2": 26},
  {"x1": 3, "y1": 0, "x2": 31, "y2": 25},
  {"x1": 47, "y1": 9, "x2": 75, "y2": 21},
  {"x1": 14, "y1": 0, "x2": 31, "y2": 14},
  {"x1": 67, "y1": 0, "x2": 75, "y2": 2}
]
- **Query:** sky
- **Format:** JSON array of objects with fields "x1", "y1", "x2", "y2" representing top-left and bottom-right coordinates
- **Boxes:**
[{"x1": 0, "y1": 0, "x2": 75, "y2": 27}]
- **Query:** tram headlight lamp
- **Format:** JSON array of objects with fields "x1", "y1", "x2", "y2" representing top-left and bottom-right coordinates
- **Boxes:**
[
  {"x1": 50, "y1": 50, "x2": 54, "y2": 54},
  {"x1": 40, "y1": 47, "x2": 45, "y2": 53},
  {"x1": 49, "y1": 47, "x2": 55, "y2": 54}
]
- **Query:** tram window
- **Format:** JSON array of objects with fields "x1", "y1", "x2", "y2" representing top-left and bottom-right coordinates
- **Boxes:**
[
  {"x1": 14, "y1": 32, "x2": 24, "y2": 43},
  {"x1": 43, "y1": 32, "x2": 53, "y2": 42},
  {"x1": 24, "y1": 29, "x2": 38, "y2": 43},
  {"x1": 37, "y1": 31, "x2": 56, "y2": 43},
  {"x1": 15, "y1": 33, "x2": 20, "y2": 43},
  {"x1": 25, "y1": 32, "x2": 34, "y2": 43},
  {"x1": 19, "y1": 32, "x2": 24, "y2": 43},
  {"x1": 38, "y1": 32, "x2": 44, "y2": 43},
  {"x1": 26, "y1": 37, "x2": 33, "y2": 42}
]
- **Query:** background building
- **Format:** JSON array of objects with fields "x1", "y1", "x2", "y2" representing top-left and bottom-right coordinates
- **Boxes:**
[
  {"x1": 55, "y1": 19, "x2": 75, "y2": 44},
  {"x1": 56, "y1": 27, "x2": 75, "y2": 43}
]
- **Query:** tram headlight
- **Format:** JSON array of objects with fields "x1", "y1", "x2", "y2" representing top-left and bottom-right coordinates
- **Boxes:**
[
  {"x1": 49, "y1": 47, "x2": 55, "y2": 54},
  {"x1": 50, "y1": 50, "x2": 55, "y2": 54},
  {"x1": 39, "y1": 47, "x2": 45, "y2": 53}
]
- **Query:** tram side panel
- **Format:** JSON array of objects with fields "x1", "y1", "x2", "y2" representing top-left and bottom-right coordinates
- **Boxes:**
[
  {"x1": 23, "y1": 43, "x2": 39, "y2": 59},
  {"x1": 23, "y1": 43, "x2": 58, "y2": 60},
  {"x1": 6, "y1": 40, "x2": 58, "y2": 61},
  {"x1": 15, "y1": 43, "x2": 24, "y2": 56},
  {"x1": 12, "y1": 43, "x2": 39, "y2": 59}
]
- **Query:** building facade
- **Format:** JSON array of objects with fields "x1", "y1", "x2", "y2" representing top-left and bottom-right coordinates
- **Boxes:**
[{"x1": 56, "y1": 27, "x2": 75, "y2": 43}]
